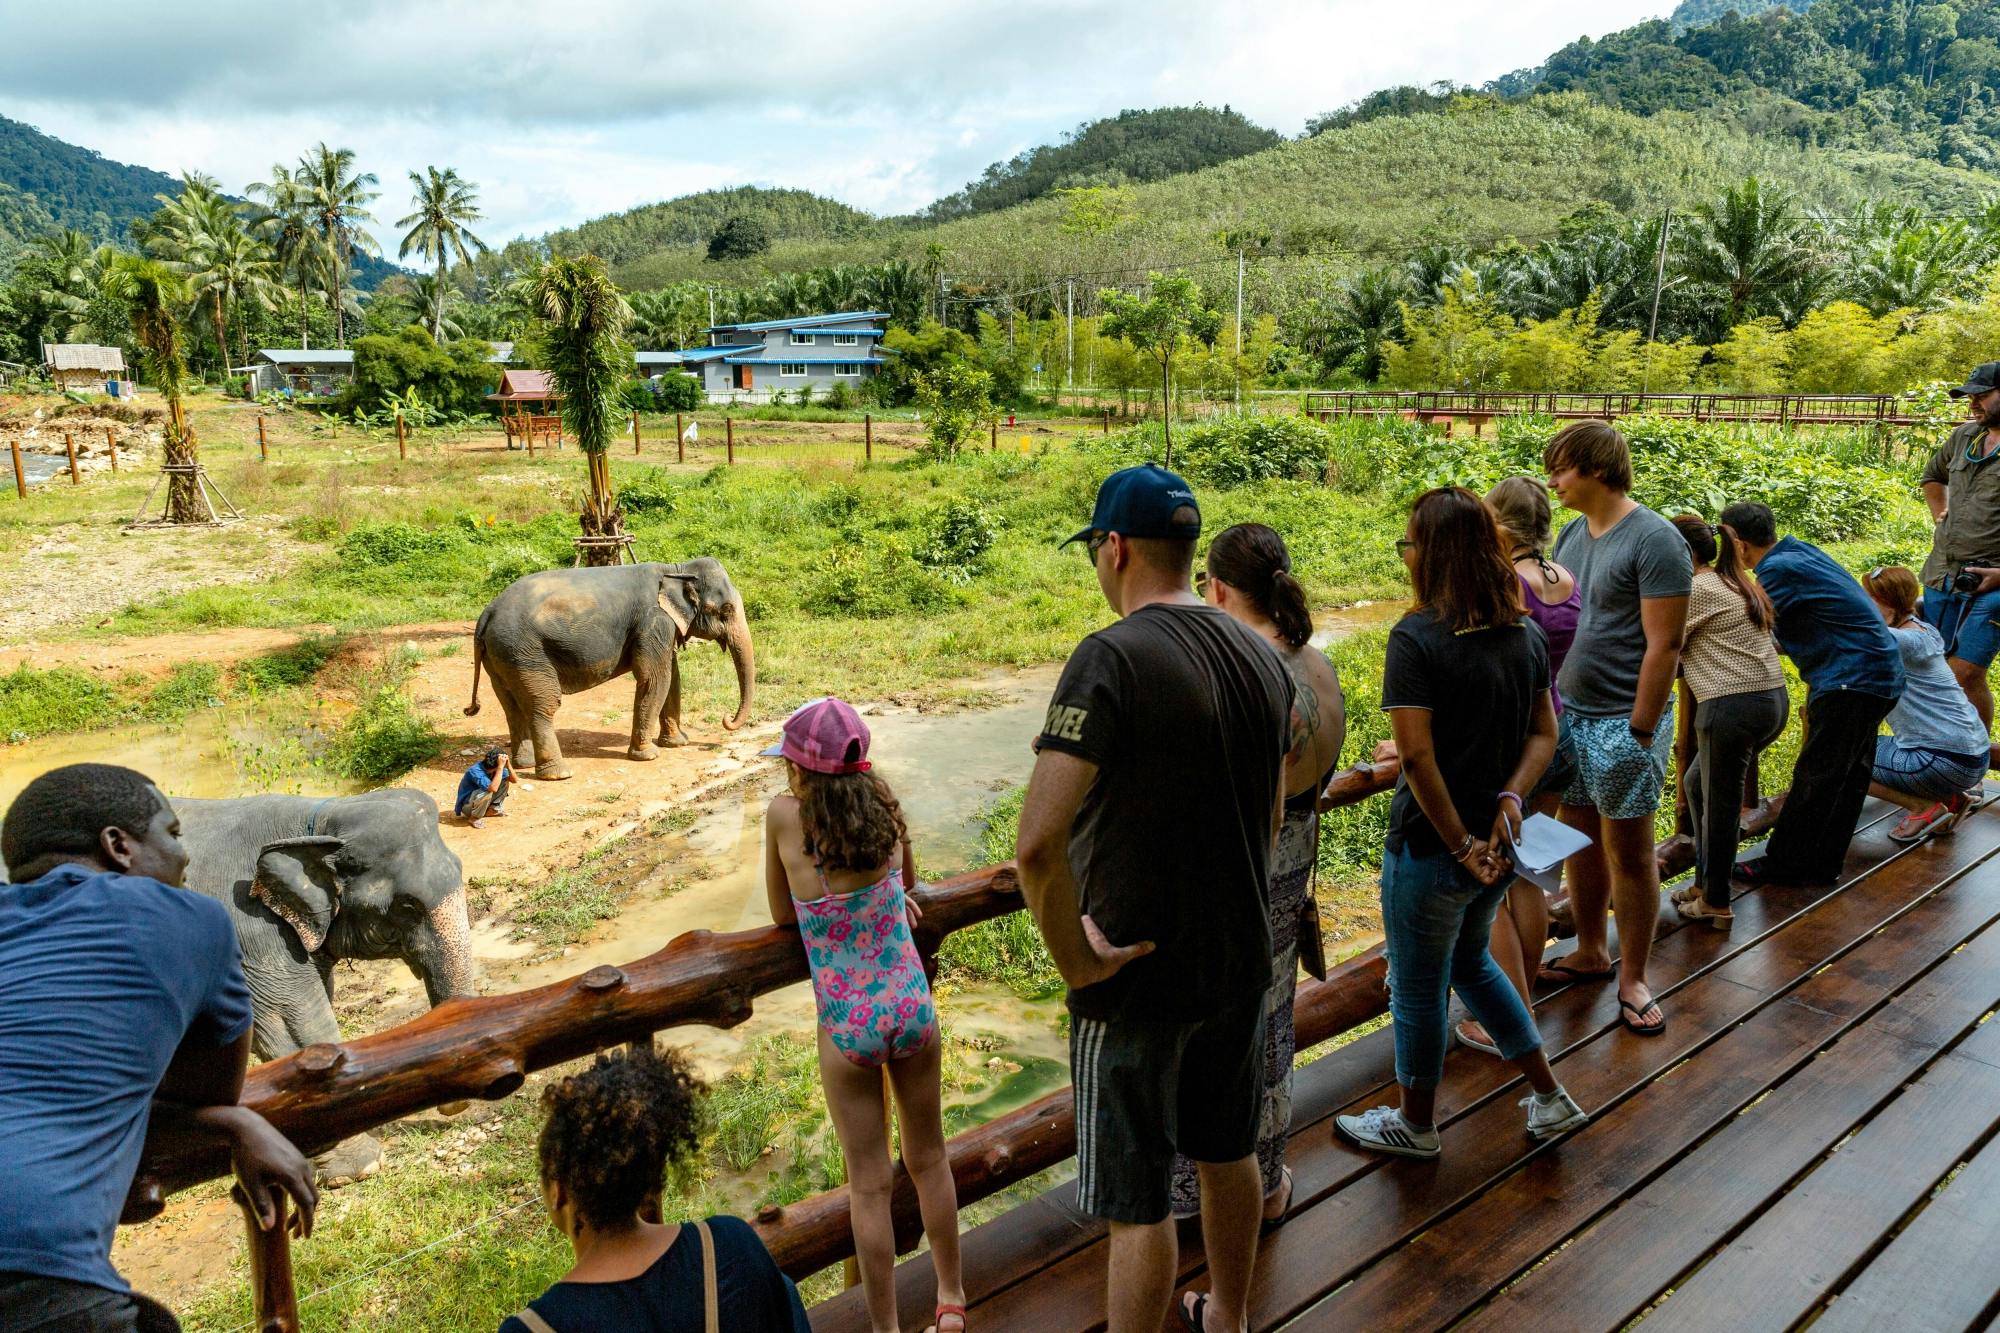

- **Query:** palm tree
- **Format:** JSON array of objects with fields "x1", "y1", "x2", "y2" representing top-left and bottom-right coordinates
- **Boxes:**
[
  {"x1": 396, "y1": 166, "x2": 489, "y2": 338},
  {"x1": 1299, "y1": 266, "x2": 1406, "y2": 382},
  {"x1": 1683, "y1": 177, "x2": 1825, "y2": 339},
  {"x1": 27, "y1": 229, "x2": 108, "y2": 342},
  {"x1": 246, "y1": 165, "x2": 334, "y2": 349},
  {"x1": 103, "y1": 256, "x2": 202, "y2": 522},
  {"x1": 408, "y1": 274, "x2": 466, "y2": 341},
  {"x1": 188, "y1": 223, "x2": 286, "y2": 370},
  {"x1": 867, "y1": 259, "x2": 928, "y2": 328},
  {"x1": 525, "y1": 256, "x2": 635, "y2": 565},
  {"x1": 294, "y1": 144, "x2": 379, "y2": 347}
]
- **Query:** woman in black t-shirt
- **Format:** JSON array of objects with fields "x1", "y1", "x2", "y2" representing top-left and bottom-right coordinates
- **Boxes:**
[
  {"x1": 499, "y1": 1047, "x2": 810, "y2": 1333},
  {"x1": 1334, "y1": 487, "x2": 1591, "y2": 1162}
]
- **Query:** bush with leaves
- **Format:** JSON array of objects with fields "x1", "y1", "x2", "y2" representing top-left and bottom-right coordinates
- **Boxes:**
[
  {"x1": 914, "y1": 498, "x2": 1001, "y2": 582},
  {"x1": 912, "y1": 358, "x2": 994, "y2": 461},
  {"x1": 347, "y1": 325, "x2": 498, "y2": 416},
  {"x1": 652, "y1": 371, "x2": 703, "y2": 411}
]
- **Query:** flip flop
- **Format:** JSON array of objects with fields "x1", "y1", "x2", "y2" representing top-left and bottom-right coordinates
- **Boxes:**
[
  {"x1": 930, "y1": 1302, "x2": 967, "y2": 1333},
  {"x1": 1619, "y1": 996, "x2": 1666, "y2": 1037},
  {"x1": 1537, "y1": 960, "x2": 1615, "y2": 985},
  {"x1": 1179, "y1": 1292, "x2": 1212, "y2": 1332},
  {"x1": 1261, "y1": 1166, "x2": 1294, "y2": 1233}
]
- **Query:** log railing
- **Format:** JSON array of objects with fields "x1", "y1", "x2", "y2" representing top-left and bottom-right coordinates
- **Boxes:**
[
  {"x1": 134, "y1": 763, "x2": 1402, "y2": 1327},
  {"x1": 1300, "y1": 389, "x2": 1929, "y2": 428}
]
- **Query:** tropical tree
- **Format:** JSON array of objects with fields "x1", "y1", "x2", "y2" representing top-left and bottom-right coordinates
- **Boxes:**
[
  {"x1": 867, "y1": 259, "x2": 928, "y2": 328},
  {"x1": 103, "y1": 256, "x2": 203, "y2": 521},
  {"x1": 1296, "y1": 266, "x2": 1407, "y2": 381},
  {"x1": 407, "y1": 274, "x2": 467, "y2": 341},
  {"x1": 185, "y1": 221, "x2": 284, "y2": 372},
  {"x1": 246, "y1": 165, "x2": 335, "y2": 349},
  {"x1": 295, "y1": 144, "x2": 380, "y2": 346},
  {"x1": 1098, "y1": 272, "x2": 1224, "y2": 467},
  {"x1": 25, "y1": 228, "x2": 110, "y2": 342},
  {"x1": 396, "y1": 166, "x2": 489, "y2": 337},
  {"x1": 525, "y1": 256, "x2": 635, "y2": 564},
  {"x1": 1683, "y1": 177, "x2": 1827, "y2": 338}
]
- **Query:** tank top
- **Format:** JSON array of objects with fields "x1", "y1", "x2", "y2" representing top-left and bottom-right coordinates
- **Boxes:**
[{"x1": 1518, "y1": 568, "x2": 1581, "y2": 714}]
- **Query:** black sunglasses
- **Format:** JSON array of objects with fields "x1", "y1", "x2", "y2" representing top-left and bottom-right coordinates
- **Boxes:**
[
  {"x1": 1083, "y1": 531, "x2": 1110, "y2": 561},
  {"x1": 1193, "y1": 570, "x2": 1209, "y2": 595},
  {"x1": 1394, "y1": 538, "x2": 1416, "y2": 555}
]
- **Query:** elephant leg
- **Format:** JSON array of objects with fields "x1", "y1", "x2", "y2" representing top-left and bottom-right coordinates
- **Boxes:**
[
  {"x1": 629, "y1": 669, "x2": 669, "y2": 761},
  {"x1": 260, "y1": 974, "x2": 383, "y2": 1186},
  {"x1": 659, "y1": 652, "x2": 689, "y2": 747},
  {"x1": 529, "y1": 694, "x2": 571, "y2": 781},
  {"x1": 492, "y1": 676, "x2": 532, "y2": 770}
]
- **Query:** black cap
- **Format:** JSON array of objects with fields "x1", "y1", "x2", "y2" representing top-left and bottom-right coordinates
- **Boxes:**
[
  {"x1": 1060, "y1": 464, "x2": 1202, "y2": 547},
  {"x1": 1949, "y1": 361, "x2": 2000, "y2": 397}
]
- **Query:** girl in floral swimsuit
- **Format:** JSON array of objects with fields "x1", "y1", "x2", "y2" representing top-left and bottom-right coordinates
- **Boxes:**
[{"x1": 762, "y1": 697, "x2": 964, "y2": 1333}]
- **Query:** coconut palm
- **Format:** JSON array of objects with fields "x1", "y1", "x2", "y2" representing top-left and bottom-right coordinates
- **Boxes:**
[
  {"x1": 246, "y1": 165, "x2": 335, "y2": 349},
  {"x1": 524, "y1": 256, "x2": 635, "y2": 565},
  {"x1": 408, "y1": 274, "x2": 467, "y2": 341},
  {"x1": 293, "y1": 144, "x2": 380, "y2": 347},
  {"x1": 396, "y1": 166, "x2": 489, "y2": 338},
  {"x1": 27, "y1": 229, "x2": 109, "y2": 342},
  {"x1": 103, "y1": 255, "x2": 203, "y2": 522}
]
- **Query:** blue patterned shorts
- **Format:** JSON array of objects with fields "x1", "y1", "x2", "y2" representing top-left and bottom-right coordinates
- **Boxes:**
[{"x1": 1563, "y1": 705, "x2": 1675, "y2": 820}]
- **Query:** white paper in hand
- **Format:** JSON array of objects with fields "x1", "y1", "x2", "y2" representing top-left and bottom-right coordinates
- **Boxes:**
[{"x1": 1510, "y1": 812, "x2": 1594, "y2": 893}]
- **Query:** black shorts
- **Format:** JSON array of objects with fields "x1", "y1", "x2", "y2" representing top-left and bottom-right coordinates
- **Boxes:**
[
  {"x1": 0, "y1": 1274, "x2": 179, "y2": 1333},
  {"x1": 1069, "y1": 993, "x2": 1267, "y2": 1225}
]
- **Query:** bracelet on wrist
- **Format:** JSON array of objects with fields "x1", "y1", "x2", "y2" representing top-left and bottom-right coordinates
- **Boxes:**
[
  {"x1": 1498, "y1": 791, "x2": 1524, "y2": 808},
  {"x1": 1450, "y1": 831, "x2": 1474, "y2": 859}
]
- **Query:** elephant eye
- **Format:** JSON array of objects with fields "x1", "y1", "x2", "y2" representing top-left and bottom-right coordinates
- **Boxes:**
[{"x1": 392, "y1": 898, "x2": 425, "y2": 922}]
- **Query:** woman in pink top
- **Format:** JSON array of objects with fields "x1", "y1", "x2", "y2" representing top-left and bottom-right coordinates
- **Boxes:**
[{"x1": 763, "y1": 698, "x2": 964, "y2": 1333}]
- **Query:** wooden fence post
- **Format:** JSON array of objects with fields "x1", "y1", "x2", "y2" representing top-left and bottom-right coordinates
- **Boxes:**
[
  {"x1": 11, "y1": 437, "x2": 26, "y2": 499},
  {"x1": 395, "y1": 411, "x2": 407, "y2": 460},
  {"x1": 675, "y1": 413, "x2": 685, "y2": 463},
  {"x1": 633, "y1": 410, "x2": 643, "y2": 456},
  {"x1": 864, "y1": 413, "x2": 872, "y2": 462},
  {"x1": 1101, "y1": 407, "x2": 1110, "y2": 435},
  {"x1": 257, "y1": 415, "x2": 268, "y2": 462},
  {"x1": 65, "y1": 432, "x2": 79, "y2": 485},
  {"x1": 726, "y1": 416, "x2": 735, "y2": 465},
  {"x1": 990, "y1": 419, "x2": 997, "y2": 453},
  {"x1": 231, "y1": 1184, "x2": 300, "y2": 1333},
  {"x1": 106, "y1": 427, "x2": 118, "y2": 473}
]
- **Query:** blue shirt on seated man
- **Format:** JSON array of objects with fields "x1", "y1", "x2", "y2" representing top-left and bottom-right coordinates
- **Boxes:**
[
  {"x1": 456, "y1": 750, "x2": 515, "y2": 828},
  {"x1": 0, "y1": 763, "x2": 318, "y2": 1333}
]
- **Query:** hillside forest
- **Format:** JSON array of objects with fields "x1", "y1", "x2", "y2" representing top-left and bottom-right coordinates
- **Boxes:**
[{"x1": 9, "y1": 0, "x2": 2000, "y2": 405}]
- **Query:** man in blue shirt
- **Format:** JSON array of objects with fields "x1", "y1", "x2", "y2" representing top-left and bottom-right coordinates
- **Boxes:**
[
  {"x1": 455, "y1": 748, "x2": 514, "y2": 827},
  {"x1": 1719, "y1": 503, "x2": 1906, "y2": 886},
  {"x1": 1, "y1": 764, "x2": 317, "y2": 1332}
]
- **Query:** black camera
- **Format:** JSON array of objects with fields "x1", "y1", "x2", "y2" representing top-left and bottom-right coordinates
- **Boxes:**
[{"x1": 1955, "y1": 570, "x2": 1984, "y2": 593}]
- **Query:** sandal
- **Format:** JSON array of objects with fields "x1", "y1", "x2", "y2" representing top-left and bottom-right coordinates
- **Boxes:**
[
  {"x1": 1669, "y1": 882, "x2": 1705, "y2": 908},
  {"x1": 1454, "y1": 1020, "x2": 1501, "y2": 1056},
  {"x1": 1619, "y1": 995, "x2": 1666, "y2": 1037},
  {"x1": 1537, "y1": 959, "x2": 1615, "y2": 985},
  {"x1": 1889, "y1": 800, "x2": 1961, "y2": 845},
  {"x1": 1261, "y1": 1165, "x2": 1294, "y2": 1232},
  {"x1": 1673, "y1": 896, "x2": 1733, "y2": 930},
  {"x1": 1179, "y1": 1292, "x2": 1214, "y2": 1332},
  {"x1": 931, "y1": 1302, "x2": 967, "y2": 1333}
]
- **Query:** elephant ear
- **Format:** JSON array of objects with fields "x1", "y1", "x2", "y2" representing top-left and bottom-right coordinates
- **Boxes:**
[
  {"x1": 250, "y1": 836, "x2": 344, "y2": 954},
  {"x1": 656, "y1": 570, "x2": 694, "y2": 641}
]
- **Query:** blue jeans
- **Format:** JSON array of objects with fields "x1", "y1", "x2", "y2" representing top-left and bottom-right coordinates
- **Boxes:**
[
  {"x1": 1923, "y1": 585, "x2": 2000, "y2": 669},
  {"x1": 1382, "y1": 843, "x2": 1545, "y2": 1091}
]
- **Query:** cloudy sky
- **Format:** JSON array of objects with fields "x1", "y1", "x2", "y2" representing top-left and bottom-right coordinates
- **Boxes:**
[{"x1": 0, "y1": 0, "x2": 1668, "y2": 250}]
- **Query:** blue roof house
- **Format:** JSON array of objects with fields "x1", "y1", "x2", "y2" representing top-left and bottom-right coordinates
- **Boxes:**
[{"x1": 670, "y1": 310, "x2": 889, "y2": 404}]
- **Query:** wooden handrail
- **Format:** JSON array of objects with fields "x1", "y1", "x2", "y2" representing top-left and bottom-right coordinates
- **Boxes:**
[
  {"x1": 133, "y1": 762, "x2": 1403, "y2": 1322},
  {"x1": 1299, "y1": 389, "x2": 1925, "y2": 426}
]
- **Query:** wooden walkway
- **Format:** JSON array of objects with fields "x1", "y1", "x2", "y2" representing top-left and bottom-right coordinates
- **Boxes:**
[{"x1": 814, "y1": 799, "x2": 2000, "y2": 1331}]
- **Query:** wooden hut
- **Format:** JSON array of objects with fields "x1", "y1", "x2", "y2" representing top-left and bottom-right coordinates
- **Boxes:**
[
  {"x1": 44, "y1": 343, "x2": 128, "y2": 394},
  {"x1": 487, "y1": 370, "x2": 564, "y2": 450}
]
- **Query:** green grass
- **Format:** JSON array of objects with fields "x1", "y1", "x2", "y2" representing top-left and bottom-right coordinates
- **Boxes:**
[
  {"x1": 0, "y1": 665, "x2": 122, "y2": 738},
  {"x1": 141, "y1": 663, "x2": 221, "y2": 722},
  {"x1": 323, "y1": 652, "x2": 440, "y2": 783},
  {"x1": 234, "y1": 633, "x2": 346, "y2": 694}
]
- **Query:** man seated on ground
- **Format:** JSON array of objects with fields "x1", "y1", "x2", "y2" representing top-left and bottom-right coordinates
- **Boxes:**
[
  {"x1": 1719, "y1": 503, "x2": 1906, "y2": 887},
  {"x1": 1, "y1": 763, "x2": 318, "y2": 1333},
  {"x1": 457, "y1": 749, "x2": 515, "y2": 828}
]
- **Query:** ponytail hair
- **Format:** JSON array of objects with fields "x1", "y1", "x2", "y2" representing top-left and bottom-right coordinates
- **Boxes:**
[
  {"x1": 1485, "y1": 475, "x2": 1554, "y2": 559},
  {"x1": 1673, "y1": 512, "x2": 1772, "y2": 630},
  {"x1": 1204, "y1": 522, "x2": 1314, "y2": 648}
]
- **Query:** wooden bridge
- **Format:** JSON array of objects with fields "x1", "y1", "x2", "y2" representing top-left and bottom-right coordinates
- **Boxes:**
[
  {"x1": 1301, "y1": 390, "x2": 1929, "y2": 435},
  {"x1": 130, "y1": 769, "x2": 2000, "y2": 1332}
]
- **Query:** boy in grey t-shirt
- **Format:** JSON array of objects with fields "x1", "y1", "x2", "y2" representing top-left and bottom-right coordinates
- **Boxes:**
[{"x1": 1543, "y1": 423, "x2": 1691, "y2": 1039}]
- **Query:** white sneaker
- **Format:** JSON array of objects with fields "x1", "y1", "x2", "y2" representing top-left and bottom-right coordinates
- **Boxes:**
[
  {"x1": 1522, "y1": 1087, "x2": 1589, "y2": 1140},
  {"x1": 1335, "y1": 1105, "x2": 1441, "y2": 1159}
]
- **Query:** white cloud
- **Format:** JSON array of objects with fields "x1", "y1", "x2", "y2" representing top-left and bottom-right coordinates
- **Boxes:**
[{"x1": 0, "y1": 0, "x2": 1669, "y2": 245}]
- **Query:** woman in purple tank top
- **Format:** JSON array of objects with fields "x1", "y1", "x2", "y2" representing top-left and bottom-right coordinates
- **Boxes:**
[{"x1": 1456, "y1": 478, "x2": 1582, "y2": 1056}]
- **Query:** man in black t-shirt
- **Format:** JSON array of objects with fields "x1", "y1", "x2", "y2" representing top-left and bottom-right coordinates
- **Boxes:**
[{"x1": 1019, "y1": 464, "x2": 1293, "y2": 1333}]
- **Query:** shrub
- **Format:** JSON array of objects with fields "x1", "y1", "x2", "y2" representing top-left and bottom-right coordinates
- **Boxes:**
[
  {"x1": 822, "y1": 380, "x2": 853, "y2": 410},
  {"x1": 654, "y1": 371, "x2": 703, "y2": 412},
  {"x1": 325, "y1": 654, "x2": 440, "y2": 781},
  {"x1": 913, "y1": 359, "x2": 994, "y2": 461},
  {"x1": 915, "y1": 497, "x2": 1000, "y2": 580},
  {"x1": 338, "y1": 523, "x2": 459, "y2": 569},
  {"x1": 143, "y1": 663, "x2": 222, "y2": 721},
  {"x1": 237, "y1": 634, "x2": 346, "y2": 693},
  {"x1": 802, "y1": 538, "x2": 955, "y2": 618},
  {"x1": 617, "y1": 467, "x2": 679, "y2": 515},
  {"x1": 0, "y1": 666, "x2": 121, "y2": 739}
]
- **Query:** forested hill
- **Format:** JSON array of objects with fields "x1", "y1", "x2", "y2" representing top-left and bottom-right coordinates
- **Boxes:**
[
  {"x1": 916, "y1": 105, "x2": 1283, "y2": 222},
  {"x1": 1667, "y1": 0, "x2": 1806, "y2": 32},
  {"x1": 539, "y1": 186, "x2": 873, "y2": 267},
  {"x1": 0, "y1": 113, "x2": 181, "y2": 254},
  {"x1": 1511, "y1": 0, "x2": 2000, "y2": 170}
]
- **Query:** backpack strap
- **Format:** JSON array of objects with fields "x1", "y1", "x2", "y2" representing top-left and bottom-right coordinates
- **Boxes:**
[
  {"x1": 696, "y1": 1219, "x2": 719, "y2": 1333},
  {"x1": 510, "y1": 1309, "x2": 558, "y2": 1333}
]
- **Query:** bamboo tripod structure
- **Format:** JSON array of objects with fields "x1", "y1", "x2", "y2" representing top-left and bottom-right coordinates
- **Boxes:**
[{"x1": 128, "y1": 463, "x2": 243, "y2": 529}]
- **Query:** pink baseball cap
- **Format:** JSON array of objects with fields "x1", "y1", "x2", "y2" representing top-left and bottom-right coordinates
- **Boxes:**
[{"x1": 760, "y1": 697, "x2": 872, "y2": 774}]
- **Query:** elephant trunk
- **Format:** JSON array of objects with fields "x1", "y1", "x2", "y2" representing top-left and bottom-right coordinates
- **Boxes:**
[
  {"x1": 414, "y1": 887, "x2": 479, "y2": 1007},
  {"x1": 723, "y1": 603, "x2": 756, "y2": 731}
]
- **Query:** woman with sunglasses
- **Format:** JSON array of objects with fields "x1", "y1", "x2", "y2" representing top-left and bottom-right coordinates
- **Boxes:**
[
  {"x1": 1336, "y1": 487, "x2": 1588, "y2": 1159},
  {"x1": 1174, "y1": 522, "x2": 1345, "y2": 1227}
]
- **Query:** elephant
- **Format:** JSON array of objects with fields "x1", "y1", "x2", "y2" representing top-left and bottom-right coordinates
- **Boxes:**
[
  {"x1": 177, "y1": 788, "x2": 477, "y2": 1181},
  {"x1": 463, "y1": 557, "x2": 756, "y2": 780}
]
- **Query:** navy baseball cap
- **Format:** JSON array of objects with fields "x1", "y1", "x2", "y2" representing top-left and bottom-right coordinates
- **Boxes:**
[
  {"x1": 1950, "y1": 361, "x2": 2000, "y2": 397},
  {"x1": 1060, "y1": 463, "x2": 1202, "y2": 547}
]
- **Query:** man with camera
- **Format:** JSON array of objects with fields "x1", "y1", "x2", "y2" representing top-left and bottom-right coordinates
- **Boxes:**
[{"x1": 1920, "y1": 361, "x2": 2000, "y2": 771}]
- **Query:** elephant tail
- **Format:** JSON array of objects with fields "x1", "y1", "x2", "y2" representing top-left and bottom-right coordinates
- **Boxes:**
[{"x1": 464, "y1": 616, "x2": 487, "y2": 717}]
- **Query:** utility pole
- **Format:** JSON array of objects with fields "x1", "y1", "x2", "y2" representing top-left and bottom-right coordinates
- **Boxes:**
[
  {"x1": 1643, "y1": 208, "x2": 1674, "y2": 394},
  {"x1": 1235, "y1": 247, "x2": 1246, "y2": 414},
  {"x1": 1066, "y1": 280, "x2": 1075, "y2": 393},
  {"x1": 707, "y1": 286, "x2": 716, "y2": 331}
]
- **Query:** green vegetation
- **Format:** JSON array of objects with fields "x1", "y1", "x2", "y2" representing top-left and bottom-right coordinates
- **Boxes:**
[
  {"x1": 0, "y1": 665, "x2": 121, "y2": 738},
  {"x1": 142, "y1": 663, "x2": 221, "y2": 721},
  {"x1": 323, "y1": 650, "x2": 440, "y2": 782},
  {"x1": 236, "y1": 634, "x2": 346, "y2": 693}
]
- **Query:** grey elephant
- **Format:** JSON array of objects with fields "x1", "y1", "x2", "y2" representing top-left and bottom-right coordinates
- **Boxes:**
[
  {"x1": 463, "y1": 557, "x2": 756, "y2": 780},
  {"x1": 178, "y1": 788, "x2": 477, "y2": 1180}
]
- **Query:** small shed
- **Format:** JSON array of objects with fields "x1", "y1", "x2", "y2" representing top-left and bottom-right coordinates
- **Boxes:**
[
  {"x1": 257, "y1": 348, "x2": 355, "y2": 397},
  {"x1": 486, "y1": 370, "x2": 564, "y2": 450},
  {"x1": 44, "y1": 343, "x2": 128, "y2": 393}
]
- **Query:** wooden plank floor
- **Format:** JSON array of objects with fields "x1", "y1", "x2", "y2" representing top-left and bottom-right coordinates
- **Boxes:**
[{"x1": 811, "y1": 799, "x2": 2000, "y2": 1332}]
